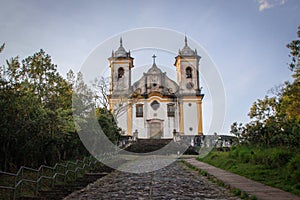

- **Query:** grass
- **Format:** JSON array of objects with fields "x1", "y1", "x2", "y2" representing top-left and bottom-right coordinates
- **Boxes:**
[{"x1": 198, "y1": 146, "x2": 300, "y2": 197}]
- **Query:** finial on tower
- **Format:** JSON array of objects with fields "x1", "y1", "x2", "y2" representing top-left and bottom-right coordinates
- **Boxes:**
[
  {"x1": 184, "y1": 35, "x2": 188, "y2": 46},
  {"x1": 152, "y1": 54, "x2": 156, "y2": 64},
  {"x1": 120, "y1": 37, "x2": 123, "y2": 47}
]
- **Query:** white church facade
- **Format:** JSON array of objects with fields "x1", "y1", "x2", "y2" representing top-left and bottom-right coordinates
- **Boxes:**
[{"x1": 108, "y1": 37, "x2": 204, "y2": 139}]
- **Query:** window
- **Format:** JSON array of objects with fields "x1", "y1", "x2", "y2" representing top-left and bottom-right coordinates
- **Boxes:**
[
  {"x1": 118, "y1": 67, "x2": 124, "y2": 79},
  {"x1": 167, "y1": 104, "x2": 175, "y2": 117},
  {"x1": 136, "y1": 104, "x2": 143, "y2": 117},
  {"x1": 186, "y1": 67, "x2": 192, "y2": 78},
  {"x1": 151, "y1": 100, "x2": 160, "y2": 110}
]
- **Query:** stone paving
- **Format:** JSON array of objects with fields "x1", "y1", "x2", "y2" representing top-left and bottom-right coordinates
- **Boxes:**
[
  {"x1": 185, "y1": 158, "x2": 300, "y2": 200},
  {"x1": 65, "y1": 160, "x2": 241, "y2": 200}
]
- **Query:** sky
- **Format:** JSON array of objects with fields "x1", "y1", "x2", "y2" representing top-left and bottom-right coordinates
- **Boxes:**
[{"x1": 0, "y1": 0, "x2": 299, "y2": 135}]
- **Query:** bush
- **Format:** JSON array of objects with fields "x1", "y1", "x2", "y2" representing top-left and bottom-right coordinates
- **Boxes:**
[
  {"x1": 210, "y1": 152, "x2": 220, "y2": 160},
  {"x1": 224, "y1": 159, "x2": 236, "y2": 169},
  {"x1": 229, "y1": 147, "x2": 239, "y2": 159},
  {"x1": 253, "y1": 148, "x2": 292, "y2": 168},
  {"x1": 287, "y1": 154, "x2": 300, "y2": 184},
  {"x1": 238, "y1": 150, "x2": 251, "y2": 163},
  {"x1": 233, "y1": 147, "x2": 293, "y2": 168},
  {"x1": 229, "y1": 146, "x2": 252, "y2": 163}
]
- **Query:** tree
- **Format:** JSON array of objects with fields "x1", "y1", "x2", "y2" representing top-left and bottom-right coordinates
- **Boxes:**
[
  {"x1": 90, "y1": 75, "x2": 139, "y2": 126},
  {"x1": 286, "y1": 25, "x2": 300, "y2": 74},
  {"x1": 0, "y1": 49, "x2": 88, "y2": 171},
  {"x1": 92, "y1": 76, "x2": 110, "y2": 110},
  {"x1": 230, "y1": 122, "x2": 245, "y2": 144},
  {"x1": 280, "y1": 27, "x2": 300, "y2": 121},
  {"x1": 249, "y1": 96, "x2": 278, "y2": 122},
  {"x1": 96, "y1": 107, "x2": 120, "y2": 144}
]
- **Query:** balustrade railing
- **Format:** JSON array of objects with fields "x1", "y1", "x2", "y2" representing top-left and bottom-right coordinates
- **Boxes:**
[{"x1": 0, "y1": 152, "x2": 119, "y2": 200}]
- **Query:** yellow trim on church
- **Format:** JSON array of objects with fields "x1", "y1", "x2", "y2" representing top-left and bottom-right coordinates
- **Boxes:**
[
  {"x1": 179, "y1": 101, "x2": 184, "y2": 134},
  {"x1": 197, "y1": 101, "x2": 203, "y2": 135},
  {"x1": 127, "y1": 102, "x2": 132, "y2": 136}
]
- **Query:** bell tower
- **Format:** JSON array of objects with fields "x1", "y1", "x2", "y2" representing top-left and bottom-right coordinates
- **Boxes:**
[
  {"x1": 174, "y1": 36, "x2": 204, "y2": 136},
  {"x1": 109, "y1": 37, "x2": 134, "y2": 97},
  {"x1": 174, "y1": 36, "x2": 201, "y2": 96},
  {"x1": 108, "y1": 38, "x2": 134, "y2": 135}
]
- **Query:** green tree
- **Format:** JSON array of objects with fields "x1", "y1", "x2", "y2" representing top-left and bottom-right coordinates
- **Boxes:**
[
  {"x1": 283, "y1": 25, "x2": 300, "y2": 120},
  {"x1": 0, "y1": 49, "x2": 88, "y2": 171},
  {"x1": 96, "y1": 107, "x2": 120, "y2": 144},
  {"x1": 286, "y1": 25, "x2": 300, "y2": 73}
]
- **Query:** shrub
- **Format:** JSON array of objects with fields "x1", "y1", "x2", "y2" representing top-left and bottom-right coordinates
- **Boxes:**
[
  {"x1": 229, "y1": 147, "x2": 239, "y2": 159},
  {"x1": 239, "y1": 150, "x2": 251, "y2": 163},
  {"x1": 248, "y1": 147, "x2": 292, "y2": 168},
  {"x1": 210, "y1": 153, "x2": 219, "y2": 160},
  {"x1": 224, "y1": 159, "x2": 236, "y2": 169},
  {"x1": 263, "y1": 148, "x2": 292, "y2": 168},
  {"x1": 287, "y1": 154, "x2": 300, "y2": 184}
]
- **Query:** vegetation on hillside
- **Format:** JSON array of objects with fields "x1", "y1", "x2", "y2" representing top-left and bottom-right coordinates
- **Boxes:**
[
  {"x1": 199, "y1": 26, "x2": 300, "y2": 197},
  {"x1": 199, "y1": 146, "x2": 300, "y2": 196},
  {"x1": 0, "y1": 46, "x2": 120, "y2": 172},
  {"x1": 96, "y1": 107, "x2": 120, "y2": 144}
]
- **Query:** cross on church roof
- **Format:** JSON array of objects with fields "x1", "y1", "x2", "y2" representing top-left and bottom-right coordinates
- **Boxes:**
[{"x1": 152, "y1": 54, "x2": 156, "y2": 64}]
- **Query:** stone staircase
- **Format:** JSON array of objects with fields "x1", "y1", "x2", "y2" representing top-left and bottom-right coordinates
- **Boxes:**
[
  {"x1": 18, "y1": 140, "x2": 198, "y2": 199},
  {"x1": 18, "y1": 165, "x2": 114, "y2": 200},
  {"x1": 37, "y1": 173, "x2": 106, "y2": 200},
  {"x1": 125, "y1": 139, "x2": 198, "y2": 155},
  {"x1": 125, "y1": 139, "x2": 173, "y2": 153}
]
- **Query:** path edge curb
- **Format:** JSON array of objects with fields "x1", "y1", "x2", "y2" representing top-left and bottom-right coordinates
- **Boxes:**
[{"x1": 181, "y1": 159, "x2": 258, "y2": 200}]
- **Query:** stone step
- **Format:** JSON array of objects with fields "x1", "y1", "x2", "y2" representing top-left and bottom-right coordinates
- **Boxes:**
[
  {"x1": 125, "y1": 139, "x2": 198, "y2": 155},
  {"x1": 18, "y1": 170, "x2": 111, "y2": 200},
  {"x1": 125, "y1": 139, "x2": 174, "y2": 153}
]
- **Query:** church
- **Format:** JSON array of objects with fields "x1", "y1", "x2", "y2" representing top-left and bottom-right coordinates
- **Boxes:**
[{"x1": 108, "y1": 37, "x2": 204, "y2": 139}]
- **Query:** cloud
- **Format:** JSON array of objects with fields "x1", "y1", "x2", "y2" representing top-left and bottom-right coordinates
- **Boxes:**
[{"x1": 257, "y1": 0, "x2": 288, "y2": 11}]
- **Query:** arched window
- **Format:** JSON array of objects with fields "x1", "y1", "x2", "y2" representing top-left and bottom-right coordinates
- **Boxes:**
[
  {"x1": 118, "y1": 67, "x2": 124, "y2": 79},
  {"x1": 186, "y1": 67, "x2": 192, "y2": 78}
]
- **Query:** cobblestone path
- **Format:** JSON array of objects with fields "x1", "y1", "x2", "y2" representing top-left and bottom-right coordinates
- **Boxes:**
[{"x1": 65, "y1": 160, "x2": 241, "y2": 200}]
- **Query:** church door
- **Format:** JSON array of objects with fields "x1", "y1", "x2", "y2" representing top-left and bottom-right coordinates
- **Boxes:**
[{"x1": 147, "y1": 120, "x2": 163, "y2": 139}]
